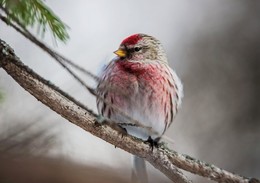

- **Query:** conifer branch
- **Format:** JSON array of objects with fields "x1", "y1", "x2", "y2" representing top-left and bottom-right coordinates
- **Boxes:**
[{"x1": 0, "y1": 0, "x2": 69, "y2": 42}]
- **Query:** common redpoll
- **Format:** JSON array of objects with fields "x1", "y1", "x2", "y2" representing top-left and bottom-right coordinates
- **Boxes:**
[{"x1": 97, "y1": 34, "x2": 183, "y2": 183}]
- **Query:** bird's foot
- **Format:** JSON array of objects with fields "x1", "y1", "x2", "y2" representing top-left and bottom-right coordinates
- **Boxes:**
[
  {"x1": 112, "y1": 125, "x2": 127, "y2": 148},
  {"x1": 112, "y1": 124, "x2": 127, "y2": 138},
  {"x1": 145, "y1": 136, "x2": 160, "y2": 151},
  {"x1": 96, "y1": 115, "x2": 127, "y2": 137}
]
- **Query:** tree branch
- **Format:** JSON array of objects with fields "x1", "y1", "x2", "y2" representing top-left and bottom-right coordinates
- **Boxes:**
[{"x1": 0, "y1": 39, "x2": 259, "y2": 183}]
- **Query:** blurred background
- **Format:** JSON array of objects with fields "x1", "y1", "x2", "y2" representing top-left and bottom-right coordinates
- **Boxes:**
[{"x1": 0, "y1": 0, "x2": 259, "y2": 182}]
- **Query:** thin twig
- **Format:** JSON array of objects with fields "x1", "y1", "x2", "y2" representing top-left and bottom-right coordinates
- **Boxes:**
[{"x1": 0, "y1": 6, "x2": 99, "y2": 81}]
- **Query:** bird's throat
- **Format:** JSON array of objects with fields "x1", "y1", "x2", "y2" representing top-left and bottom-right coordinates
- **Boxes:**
[{"x1": 116, "y1": 60, "x2": 146, "y2": 75}]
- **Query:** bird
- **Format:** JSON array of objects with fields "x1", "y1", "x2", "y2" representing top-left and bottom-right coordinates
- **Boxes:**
[{"x1": 96, "y1": 33, "x2": 183, "y2": 183}]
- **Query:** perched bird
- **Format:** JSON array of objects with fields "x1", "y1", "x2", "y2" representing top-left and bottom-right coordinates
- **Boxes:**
[{"x1": 96, "y1": 34, "x2": 183, "y2": 183}]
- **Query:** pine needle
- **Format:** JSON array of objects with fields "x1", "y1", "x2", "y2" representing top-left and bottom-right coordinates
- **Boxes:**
[{"x1": 0, "y1": 0, "x2": 69, "y2": 43}]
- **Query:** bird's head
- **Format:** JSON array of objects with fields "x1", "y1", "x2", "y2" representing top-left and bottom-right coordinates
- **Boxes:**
[{"x1": 114, "y1": 34, "x2": 167, "y2": 62}]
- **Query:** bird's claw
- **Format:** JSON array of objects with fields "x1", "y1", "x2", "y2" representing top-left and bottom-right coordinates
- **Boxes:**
[
  {"x1": 106, "y1": 121, "x2": 127, "y2": 138},
  {"x1": 115, "y1": 125, "x2": 127, "y2": 138},
  {"x1": 145, "y1": 136, "x2": 160, "y2": 151}
]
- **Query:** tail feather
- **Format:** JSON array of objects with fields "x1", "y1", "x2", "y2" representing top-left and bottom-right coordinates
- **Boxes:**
[{"x1": 132, "y1": 155, "x2": 148, "y2": 183}]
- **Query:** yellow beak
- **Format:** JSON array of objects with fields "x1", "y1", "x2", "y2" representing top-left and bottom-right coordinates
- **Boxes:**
[{"x1": 114, "y1": 49, "x2": 127, "y2": 58}]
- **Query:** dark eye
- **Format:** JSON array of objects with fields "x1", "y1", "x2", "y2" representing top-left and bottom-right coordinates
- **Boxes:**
[{"x1": 134, "y1": 47, "x2": 142, "y2": 52}]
